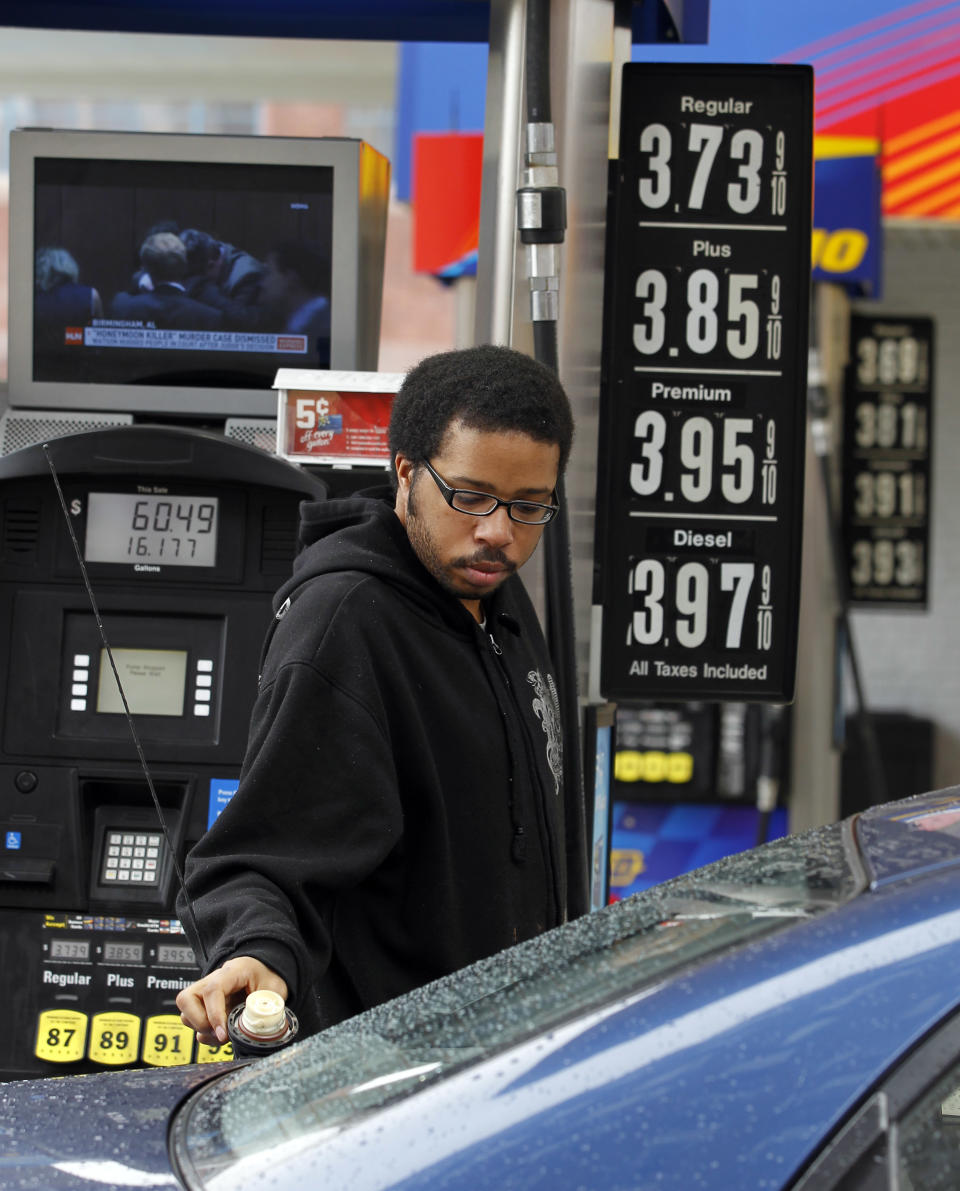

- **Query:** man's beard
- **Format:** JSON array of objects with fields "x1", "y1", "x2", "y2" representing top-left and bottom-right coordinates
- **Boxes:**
[{"x1": 406, "y1": 476, "x2": 516, "y2": 600}]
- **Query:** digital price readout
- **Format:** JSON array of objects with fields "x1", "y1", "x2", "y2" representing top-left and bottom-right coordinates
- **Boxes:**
[
  {"x1": 85, "y1": 492, "x2": 219, "y2": 568},
  {"x1": 595, "y1": 64, "x2": 813, "y2": 701},
  {"x1": 155, "y1": 943, "x2": 196, "y2": 966},
  {"x1": 103, "y1": 941, "x2": 144, "y2": 963},
  {"x1": 49, "y1": 938, "x2": 91, "y2": 961},
  {"x1": 841, "y1": 315, "x2": 934, "y2": 607}
]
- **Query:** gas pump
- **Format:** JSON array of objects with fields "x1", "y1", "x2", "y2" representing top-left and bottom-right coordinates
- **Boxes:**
[{"x1": 0, "y1": 424, "x2": 325, "y2": 1079}]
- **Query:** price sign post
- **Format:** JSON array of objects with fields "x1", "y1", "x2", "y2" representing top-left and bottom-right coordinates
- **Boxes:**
[
  {"x1": 594, "y1": 64, "x2": 813, "y2": 702},
  {"x1": 842, "y1": 315, "x2": 933, "y2": 607}
]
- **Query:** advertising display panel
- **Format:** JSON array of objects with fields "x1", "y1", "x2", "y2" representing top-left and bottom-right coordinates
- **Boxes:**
[{"x1": 594, "y1": 63, "x2": 814, "y2": 702}]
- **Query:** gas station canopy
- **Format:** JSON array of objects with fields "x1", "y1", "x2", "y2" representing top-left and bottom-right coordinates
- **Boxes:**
[{"x1": 0, "y1": 0, "x2": 709, "y2": 43}]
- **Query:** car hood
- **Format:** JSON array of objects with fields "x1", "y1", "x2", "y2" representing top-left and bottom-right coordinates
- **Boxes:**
[{"x1": 0, "y1": 1063, "x2": 231, "y2": 1190}]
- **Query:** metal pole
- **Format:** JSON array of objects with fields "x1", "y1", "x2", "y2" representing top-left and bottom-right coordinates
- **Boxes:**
[{"x1": 475, "y1": 0, "x2": 526, "y2": 346}]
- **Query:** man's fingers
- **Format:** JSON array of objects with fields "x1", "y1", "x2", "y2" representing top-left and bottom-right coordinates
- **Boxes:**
[
  {"x1": 176, "y1": 958, "x2": 289, "y2": 1045},
  {"x1": 176, "y1": 977, "x2": 229, "y2": 1042}
]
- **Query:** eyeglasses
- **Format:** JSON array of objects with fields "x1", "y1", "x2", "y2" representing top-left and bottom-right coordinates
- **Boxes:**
[{"x1": 421, "y1": 459, "x2": 559, "y2": 525}]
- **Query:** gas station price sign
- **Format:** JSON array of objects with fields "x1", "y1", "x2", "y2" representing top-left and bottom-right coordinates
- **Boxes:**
[
  {"x1": 841, "y1": 315, "x2": 934, "y2": 607},
  {"x1": 594, "y1": 64, "x2": 813, "y2": 702}
]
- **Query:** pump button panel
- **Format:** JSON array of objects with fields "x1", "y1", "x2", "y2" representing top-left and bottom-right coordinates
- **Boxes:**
[{"x1": 101, "y1": 831, "x2": 162, "y2": 886}]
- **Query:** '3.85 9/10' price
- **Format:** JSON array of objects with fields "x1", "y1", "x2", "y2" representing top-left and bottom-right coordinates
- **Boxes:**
[
  {"x1": 634, "y1": 269, "x2": 783, "y2": 361},
  {"x1": 627, "y1": 559, "x2": 774, "y2": 651}
]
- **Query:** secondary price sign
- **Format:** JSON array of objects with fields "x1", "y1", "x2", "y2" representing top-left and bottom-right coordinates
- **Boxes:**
[
  {"x1": 594, "y1": 63, "x2": 813, "y2": 702},
  {"x1": 841, "y1": 315, "x2": 933, "y2": 607}
]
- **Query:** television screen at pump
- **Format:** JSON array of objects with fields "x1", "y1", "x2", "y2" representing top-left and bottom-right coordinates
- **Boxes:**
[{"x1": 32, "y1": 157, "x2": 334, "y2": 389}]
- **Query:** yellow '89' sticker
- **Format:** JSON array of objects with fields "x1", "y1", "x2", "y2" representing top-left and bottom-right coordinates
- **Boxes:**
[
  {"x1": 142, "y1": 1014, "x2": 194, "y2": 1066},
  {"x1": 35, "y1": 1009, "x2": 88, "y2": 1063},
  {"x1": 89, "y1": 1012, "x2": 141, "y2": 1065}
]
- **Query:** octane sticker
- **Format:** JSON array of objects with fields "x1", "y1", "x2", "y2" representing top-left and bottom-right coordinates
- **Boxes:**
[
  {"x1": 142, "y1": 1014, "x2": 194, "y2": 1066},
  {"x1": 35, "y1": 1009, "x2": 88, "y2": 1063},
  {"x1": 196, "y1": 1039, "x2": 235, "y2": 1064},
  {"x1": 89, "y1": 1011, "x2": 141, "y2": 1065}
]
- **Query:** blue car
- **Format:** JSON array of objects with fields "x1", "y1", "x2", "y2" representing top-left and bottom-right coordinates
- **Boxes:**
[{"x1": 5, "y1": 788, "x2": 960, "y2": 1190}]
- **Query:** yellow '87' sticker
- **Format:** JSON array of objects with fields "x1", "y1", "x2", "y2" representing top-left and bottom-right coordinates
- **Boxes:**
[
  {"x1": 35, "y1": 1009, "x2": 88, "y2": 1063},
  {"x1": 142, "y1": 1014, "x2": 194, "y2": 1066}
]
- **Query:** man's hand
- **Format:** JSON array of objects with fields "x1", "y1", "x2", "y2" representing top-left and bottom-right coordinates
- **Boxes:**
[{"x1": 176, "y1": 957, "x2": 289, "y2": 1046}]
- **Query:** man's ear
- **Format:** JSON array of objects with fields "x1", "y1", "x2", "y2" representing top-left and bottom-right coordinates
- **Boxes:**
[
  {"x1": 394, "y1": 453, "x2": 413, "y2": 522},
  {"x1": 395, "y1": 452, "x2": 414, "y2": 488}
]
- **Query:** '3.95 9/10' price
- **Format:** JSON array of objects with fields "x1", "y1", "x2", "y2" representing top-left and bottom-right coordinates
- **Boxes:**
[
  {"x1": 631, "y1": 411, "x2": 778, "y2": 507},
  {"x1": 627, "y1": 559, "x2": 774, "y2": 651}
]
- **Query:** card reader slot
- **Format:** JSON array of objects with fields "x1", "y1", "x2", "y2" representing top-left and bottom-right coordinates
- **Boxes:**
[{"x1": 0, "y1": 857, "x2": 55, "y2": 884}]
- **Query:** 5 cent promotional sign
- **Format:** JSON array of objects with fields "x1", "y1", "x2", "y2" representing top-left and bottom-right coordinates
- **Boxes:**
[{"x1": 594, "y1": 64, "x2": 813, "y2": 702}]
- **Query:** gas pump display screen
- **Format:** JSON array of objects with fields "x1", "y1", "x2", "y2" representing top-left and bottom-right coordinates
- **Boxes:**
[
  {"x1": 103, "y1": 941, "x2": 144, "y2": 963},
  {"x1": 84, "y1": 492, "x2": 219, "y2": 567},
  {"x1": 156, "y1": 943, "x2": 197, "y2": 966},
  {"x1": 50, "y1": 938, "x2": 91, "y2": 961},
  {"x1": 96, "y1": 648, "x2": 188, "y2": 717}
]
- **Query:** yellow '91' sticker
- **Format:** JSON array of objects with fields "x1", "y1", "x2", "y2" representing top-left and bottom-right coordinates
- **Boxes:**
[
  {"x1": 142, "y1": 1015, "x2": 194, "y2": 1066},
  {"x1": 89, "y1": 1012, "x2": 141, "y2": 1065},
  {"x1": 35, "y1": 1009, "x2": 88, "y2": 1063}
]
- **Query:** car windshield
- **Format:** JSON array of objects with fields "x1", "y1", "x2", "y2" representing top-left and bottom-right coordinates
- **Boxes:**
[{"x1": 171, "y1": 817, "x2": 862, "y2": 1189}]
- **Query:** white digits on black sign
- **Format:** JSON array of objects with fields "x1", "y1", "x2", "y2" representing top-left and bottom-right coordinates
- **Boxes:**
[
  {"x1": 756, "y1": 564, "x2": 773, "y2": 650},
  {"x1": 630, "y1": 411, "x2": 757, "y2": 504},
  {"x1": 857, "y1": 335, "x2": 922, "y2": 387},
  {"x1": 638, "y1": 122, "x2": 769, "y2": 215},
  {"x1": 854, "y1": 471, "x2": 925, "y2": 519},
  {"x1": 631, "y1": 410, "x2": 667, "y2": 495},
  {"x1": 628, "y1": 560, "x2": 755, "y2": 648},
  {"x1": 634, "y1": 270, "x2": 668, "y2": 354},
  {"x1": 851, "y1": 539, "x2": 924, "y2": 587},
  {"x1": 633, "y1": 269, "x2": 773, "y2": 360},
  {"x1": 761, "y1": 419, "x2": 778, "y2": 505},
  {"x1": 855, "y1": 400, "x2": 927, "y2": 450},
  {"x1": 638, "y1": 123, "x2": 672, "y2": 209},
  {"x1": 727, "y1": 129, "x2": 764, "y2": 213}
]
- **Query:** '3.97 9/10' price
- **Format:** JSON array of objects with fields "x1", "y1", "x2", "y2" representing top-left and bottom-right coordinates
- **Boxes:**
[{"x1": 627, "y1": 559, "x2": 774, "y2": 653}]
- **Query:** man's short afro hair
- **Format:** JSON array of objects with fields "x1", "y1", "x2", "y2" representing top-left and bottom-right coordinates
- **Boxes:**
[{"x1": 388, "y1": 344, "x2": 574, "y2": 483}]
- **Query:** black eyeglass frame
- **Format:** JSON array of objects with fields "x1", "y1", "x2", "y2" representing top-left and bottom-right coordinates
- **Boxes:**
[{"x1": 421, "y1": 459, "x2": 559, "y2": 525}]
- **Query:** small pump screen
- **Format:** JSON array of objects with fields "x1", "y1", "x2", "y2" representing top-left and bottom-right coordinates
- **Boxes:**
[
  {"x1": 97, "y1": 648, "x2": 188, "y2": 717},
  {"x1": 50, "y1": 938, "x2": 91, "y2": 960},
  {"x1": 85, "y1": 491, "x2": 219, "y2": 567}
]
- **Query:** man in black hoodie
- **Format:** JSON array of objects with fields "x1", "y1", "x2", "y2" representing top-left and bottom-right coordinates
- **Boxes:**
[{"x1": 176, "y1": 344, "x2": 587, "y2": 1045}]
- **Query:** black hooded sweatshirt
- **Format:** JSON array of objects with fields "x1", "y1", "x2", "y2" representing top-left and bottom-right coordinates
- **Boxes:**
[{"x1": 178, "y1": 488, "x2": 586, "y2": 1034}]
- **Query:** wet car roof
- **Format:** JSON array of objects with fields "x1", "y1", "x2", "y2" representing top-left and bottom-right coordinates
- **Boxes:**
[{"x1": 856, "y1": 787, "x2": 960, "y2": 887}]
